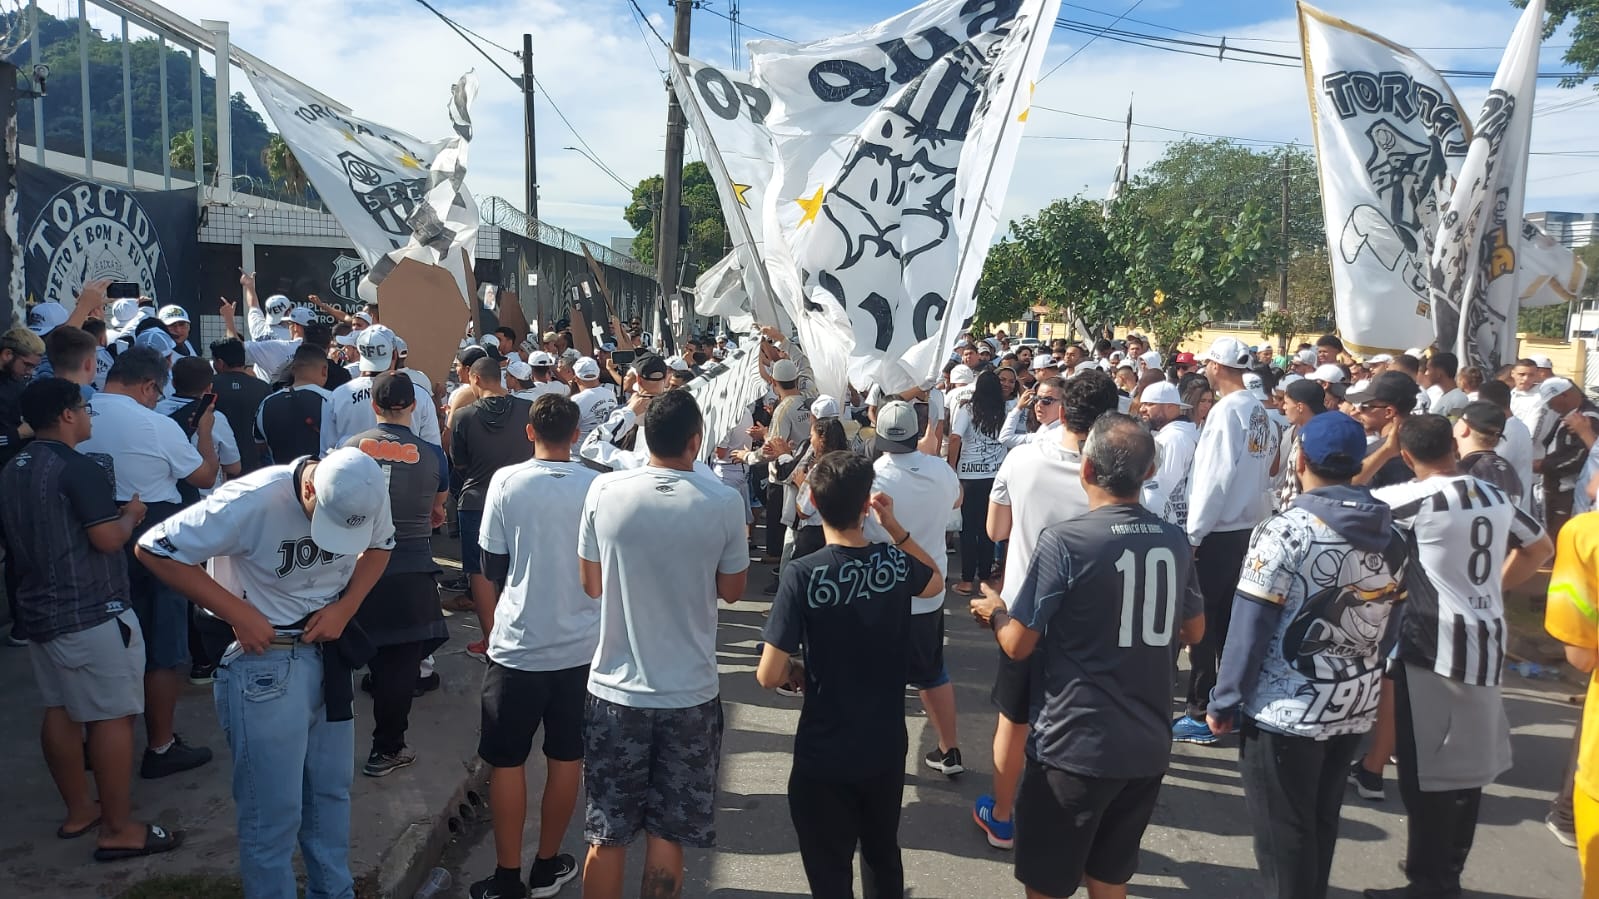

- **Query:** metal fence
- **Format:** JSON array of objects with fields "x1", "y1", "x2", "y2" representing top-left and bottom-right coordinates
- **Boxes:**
[{"x1": 481, "y1": 196, "x2": 652, "y2": 279}]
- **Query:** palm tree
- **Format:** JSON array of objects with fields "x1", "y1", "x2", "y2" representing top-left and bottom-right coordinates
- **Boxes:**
[{"x1": 262, "y1": 134, "x2": 309, "y2": 195}]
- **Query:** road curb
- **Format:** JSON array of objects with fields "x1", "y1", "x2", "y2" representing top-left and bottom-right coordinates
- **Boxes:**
[{"x1": 374, "y1": 756, "x2": 490, "y2": 898}]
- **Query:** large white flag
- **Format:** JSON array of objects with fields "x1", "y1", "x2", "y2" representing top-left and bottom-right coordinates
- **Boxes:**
[
  {"x1": 675, "y1": 0, "x2": 1060, "y2": 397},
  {"x1": 248, "y1": 71, "x2": 481, "y2": 306},
  {"x1": 1300, "y1": 1, "x2": 1578, "y2": 358},
  {"x1": 1299, "y1": 2, "x2": 1471, "y2": 354},
  {"x1": 1430, "y1": 0, "x2": 1543, "y2": 372}
]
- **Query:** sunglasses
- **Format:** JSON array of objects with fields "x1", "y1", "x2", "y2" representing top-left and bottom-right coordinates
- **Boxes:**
[
  {"x1": 1358, "y1": 401, "x2": 1393, "y2": 412},
  {"x1": 1035, "y1": 396, "x2": 1060, "y2": 406}
]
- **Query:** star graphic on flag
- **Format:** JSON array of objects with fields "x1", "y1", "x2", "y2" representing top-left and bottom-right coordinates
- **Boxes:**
[
  {"x1": 339, "y1": 129, "x2": 357, "y2": 143},
  {"x1": 733, "y1": 183, "x2": 753, "y2": 208},
  {"x1": 396, "y1": 153, "x2": 424, "y2": 170},
  {"x1": 1018, "y1": 81, "x2": 1035, "y2": 123},
  {"x1": 794, "y1": 187, "x2": 825, "y2": 226}
]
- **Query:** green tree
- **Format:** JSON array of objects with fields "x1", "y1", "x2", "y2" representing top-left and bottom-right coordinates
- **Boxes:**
[
  {"x1": 168, "y1": 129, "x2": 214, "y2": 174},
  {"x1": 1523, "y1": 1, "x2": 1599, "y2": 88},
  {"x1": 974, "y1": 197, "x2": 1124, "y2": 331},
  {"x1": 624, "y1": 162, "x2": 727, "y2": 276},
  {"x1": 261, "y1": 134, "x2": 309, "y2": 194}
]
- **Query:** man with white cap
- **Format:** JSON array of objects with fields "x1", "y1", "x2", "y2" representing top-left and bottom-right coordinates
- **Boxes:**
[
  {"x1": 1290, "y1": 349, "x2": 1317, "y2": 376},
  {"x1": 1536, "y1": 377, "x2": 1599, "y2": 536},
  {"x1": 571, "y1": 356, "x2": 617, "y2": 447},
  {"x1": 1138, "y1": 349, "x2": 1163, "y2": 374},
  {"x1": 1175, "y1": 336, "x2": 1279, "y2": 746},
  {"x1": 157, "y1": 306, "x2": 196, "y2": 357},
  {"x1": 106, "y1": 297, "x2": 145, "y2": 341},
  {"x1": 518, "y1": 351, "x2": 569, "y2": 402},
  {"x1": 238, "y1": 272, "x2": 292, "y2": 342},
  {"x1": 1030, "y1": 354, "x2": 1059, "y2": 381},
  {"x1": 321, "y1": 325, "x2": 442, "y2": 455},
  {"x1": 1312, "y1": 364, "x2": 1346, "y2": 388},
  {"x1": 136, "y1": 446, "x2": 395, "y2": 899},
  {"x1": 27, "y1": 301, "x2": 69, "y2": 341},
  {"x1": 221, "y1": 293, "x2": 313, "y2": 384},
  {"x1": 1139, "y1": 380, "x2": 1199, "y2": 528}
]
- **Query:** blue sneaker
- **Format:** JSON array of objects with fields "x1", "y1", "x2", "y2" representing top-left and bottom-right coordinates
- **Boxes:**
[
  {"x1": 972, "y1": 794, "x2": 1014, "y2": 849},
  {"x1": 1171, "y1": 716, "x2": 1218, "y2": 745}
]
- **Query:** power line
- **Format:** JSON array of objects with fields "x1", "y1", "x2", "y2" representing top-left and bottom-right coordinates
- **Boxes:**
[
  {"x1": 534, "y1": 74, "x2": 635, "y2": 191},
  {"x1": 409, "y1": 0, "x2": 519, "y2": 85},
  {"x1": 626, "y1": 0, "x2": 671, "y2": 47},
  {"x1": 1038, "y1": 0, "x2": 1147, "y2": 83},
  {"x1": 624, "y1": 0, "x2": 667, "y2": 74},
  {"x1": 698, "y1": 5, "x2": 791, "y2": 42}
]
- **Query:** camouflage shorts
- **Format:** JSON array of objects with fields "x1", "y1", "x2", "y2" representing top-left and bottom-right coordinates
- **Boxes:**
[{"x1": 583, "y1": 694, "x2": 724, "y2": 848}]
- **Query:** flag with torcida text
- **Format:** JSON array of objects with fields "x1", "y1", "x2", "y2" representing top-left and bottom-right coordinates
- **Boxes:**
[
  {"x1": 1429, "y1": 0, "x2": 1543, "y2": 373},
  {"x1": 1298, "y1": 1, "x2": 1580, "y2": 359},
  {"x1": 673, "y1": 0, "x2": 1060, "y2": 399},
  {"x1": 247, "y1": 71, "x2": 480, "y2": 308}
]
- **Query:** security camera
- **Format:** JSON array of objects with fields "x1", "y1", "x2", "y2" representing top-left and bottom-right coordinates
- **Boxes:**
[{"x1": 31, "y1": 63, "x2": 47, "y2": 96}]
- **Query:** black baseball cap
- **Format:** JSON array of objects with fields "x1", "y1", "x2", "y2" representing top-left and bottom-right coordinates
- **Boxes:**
[
  {"x1": 1285, "y1": 378, "x2": 1328, "y2": 412},
  {"x1": 1345, "y1": 371, "x2": 1418, "y2": 414},
  {"x1": 372, "y1": 371, "x2": 416, "y2": 410},
  {"x1": 632, "y1": 354, "x2": 669, "y2": 382},
  {"x1": 457, "y1": 344, "x2": 489, "y2": 366},
  {"x1": 1461, "y1": 401, "x2": 1506, "y2": 438}
]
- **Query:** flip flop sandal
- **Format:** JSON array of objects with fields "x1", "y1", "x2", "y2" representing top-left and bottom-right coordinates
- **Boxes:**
[
  {"x1": 953, "y1": 582, "x2": 975, "y2": 596},
  {"x1": 93, "y1": 824, "x2": 184, "y2": 862},
  {"x1": 56, "y1": 817, "x2": 100, "y2": 839}
]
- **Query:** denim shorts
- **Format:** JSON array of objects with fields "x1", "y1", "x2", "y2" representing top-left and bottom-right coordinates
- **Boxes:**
[
  {"x1": 458, "y1": 508, "x2": 483, "y2": 576},
  {"x1": 583, "y1": 694, "x2": 724, "y2": 848}
]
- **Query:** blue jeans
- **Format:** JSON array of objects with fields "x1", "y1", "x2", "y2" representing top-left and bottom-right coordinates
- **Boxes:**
[{"x1": 215, "y1": 643, "x2": 355, "y2": 899}]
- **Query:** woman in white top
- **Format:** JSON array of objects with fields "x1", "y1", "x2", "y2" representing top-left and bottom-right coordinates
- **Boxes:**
[{"x1": 947, "y1": 370, "x2": 1010, "y2": 594}]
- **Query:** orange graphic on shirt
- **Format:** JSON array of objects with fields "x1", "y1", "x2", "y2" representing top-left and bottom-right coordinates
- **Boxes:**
[{"x1": 358, "y1": 438, "x2": 419, "y2": 464}]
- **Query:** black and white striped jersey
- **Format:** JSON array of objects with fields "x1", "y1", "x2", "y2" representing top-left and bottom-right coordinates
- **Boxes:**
[{"x1": 1373, "y1": 475, "x2": 1544, "y2": 686}]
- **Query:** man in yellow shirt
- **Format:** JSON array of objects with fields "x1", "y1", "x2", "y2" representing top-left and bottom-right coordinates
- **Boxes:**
[{"x1": 1545, "y1": 510, "x2": 1599, "y2": 897}]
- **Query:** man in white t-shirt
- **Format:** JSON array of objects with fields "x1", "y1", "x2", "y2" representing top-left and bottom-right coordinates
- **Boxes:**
[
  {"x1": 1140, "y1": 380, "x2": 1200, "y2": 527},
  {"x1": 320, "y1": 326, "x2": 442, "y2": 454},
  {"x1": 577, "y1": 390, "x2": 748, "y2": 899},
  {"x1": 571, "y1": 356, "x2": 618, "y2": 447},
  {"x1": 999, "y1": 375, "x2": 1064, "y2": 446},
  {"x1": 154, "y1": 357, "x2": 243, "y2": 496},
  {"x1": 514, "y1": 351, "x2": 571, "y2": 403},
  {"x1": 221, "y1": 293, "x2": 312, "y2": 383},
  {"x1": 135, "y1": 447, "x2": 395, "y2": 899},
  {"x1": 973, "y1": 370, "x2": 1118, "y2": 849},
  {"x1": 863, "y1": 402, "x2": 965, "y2": 777},
  {"x1": 1422, "y1": 351, "x2": 1469, "y2": 419},
  {"x1": 470, "y1": 395, "x2": 598, "y2": 899}
]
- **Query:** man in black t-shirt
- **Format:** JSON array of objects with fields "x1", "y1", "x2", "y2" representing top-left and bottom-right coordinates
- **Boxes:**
[
  {"x1": 759, "y1": 451, "x2": 942, "y2": 899},
  {"x1": 254, "y1": 346, "x2": 332, "y2": 465},
  {"x1": 209, "y1": 338, "x2": 270, "y2": 473},
  {"x1": 1456, "y1": 400, "x2": 1523, "y2": 508},
  {"x1": 971, "y1": 414, "x2": 1204, "y2": 899}
]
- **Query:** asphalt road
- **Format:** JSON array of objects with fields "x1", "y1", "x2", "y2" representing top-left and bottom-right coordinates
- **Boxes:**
[{"x1": 440, "y1": 556, "x2": 1585, "y2": 899}]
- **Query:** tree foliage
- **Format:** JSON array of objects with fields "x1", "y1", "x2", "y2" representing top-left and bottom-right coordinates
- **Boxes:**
[
  {"x1": 1524, "y1": 1, "x2": 1599, "y2": 89},
  {"x1": 624, "y1": 161, "x2": 728, "y2": 276},
  {"x1": 975, "y1": 139, "x2": 1322, "y2": 351}
]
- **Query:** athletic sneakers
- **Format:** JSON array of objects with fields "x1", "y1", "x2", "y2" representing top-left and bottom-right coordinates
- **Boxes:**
[
  {"x1": 363, "y1": 749, "x2": 417, "y2": 777},
  {"x1": 972, "y1": 795, "x2": 1014, "y2": 849},
  {"x1": 924, "y1": 746, "x2": 964, "y2": 776},
  {"x1": 1547, "y1": 811, "x2": 1579, "y2": 848},
  {"x1": 469, "y1": 873, "x2": 526, "y2": 899},
  {"x1": 1348, "y1": 761, "x2": 1385, "y2": 801},
  {"x1": 528, "y1": 853, "x2": 579, "y2": 897},
  {"x1": 415, "y1": 672, "x2": 441, "y2": 696},
  {"x1": 188, "y1": 663, "x2": 216, "y2": 686},
  {"x1": 1171, "y1": 716, "x2": 1218, "y2": 745},
  {"x1": 140, "y1": 734, "x2": 213, "y2": 779}
]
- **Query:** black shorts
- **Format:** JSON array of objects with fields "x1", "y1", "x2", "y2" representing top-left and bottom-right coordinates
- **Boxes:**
[
  {"x1": 477, "y1": 662, "x2": 589, "y2": 767},
  {"x1": 991, "y1": 649, "x2": 1035, "y2": 725},
  {"x1": 906, "y1": 610, "x2": 948, "y2": 690},
  {"x1": 1014, "y1": 759, "x2": 1163, "y2": 895},
  {"x1": 583, "y1": 694, "x2": 724, "y2": 848}
]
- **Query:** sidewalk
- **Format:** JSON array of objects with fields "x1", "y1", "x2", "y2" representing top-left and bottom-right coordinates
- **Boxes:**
[{"x1": 0, "y1": 571, "x2": 487, "y2": 899}]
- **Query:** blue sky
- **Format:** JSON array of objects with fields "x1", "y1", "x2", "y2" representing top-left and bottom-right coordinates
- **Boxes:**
[{"x1": 149, "y1": 0, "x2": 1599, "y2": 244}]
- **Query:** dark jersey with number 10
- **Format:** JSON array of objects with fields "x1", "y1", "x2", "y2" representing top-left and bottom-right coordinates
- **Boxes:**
[{"x1": 1010, "y1": 502, "x2": 1204, "y2": 779}]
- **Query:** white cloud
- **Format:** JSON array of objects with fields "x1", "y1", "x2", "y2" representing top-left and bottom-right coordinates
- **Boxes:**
[{"x1": 151, "y1": 0, "x2": 1599, "y2": 249}]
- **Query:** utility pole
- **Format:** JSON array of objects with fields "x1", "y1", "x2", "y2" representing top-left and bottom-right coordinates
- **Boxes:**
[
  {"x1": 520, "y1": 33, "x2": 540, "y2": 337},
  {"x1": 656, "y1": 0, "x2": 693, "y2": 348},
  {"x1": 1277, "y1": 153, "x2": 1292, "y2": 355}
]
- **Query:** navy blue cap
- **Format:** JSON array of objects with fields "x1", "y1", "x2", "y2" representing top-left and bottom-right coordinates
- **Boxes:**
[{"x1": 1298, "y1": 411, "x2": 1367, "y2": 477}]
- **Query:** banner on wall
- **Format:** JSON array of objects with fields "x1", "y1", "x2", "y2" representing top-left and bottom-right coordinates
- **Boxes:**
[{"x1": 18, "y1": 161, "x2": 198, "y2": 309}]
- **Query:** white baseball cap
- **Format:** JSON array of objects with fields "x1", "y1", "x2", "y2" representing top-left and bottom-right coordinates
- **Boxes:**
[
  {"x1": 1278, "y1": 373, "x2": 1305, "y2": 392},
  {"x1": 310, "y1": 447, "x2": 389, "y2": 556},
  {"x1": 948, "y1": 364, "x2": 976, "y2": 385},
  {"x1": 528, "y1": 350, "x2": 557, "y2": 367},
  {"x1": 667, "y1": 356, "x2": 692, "y2": 373},
  {"x1": 573, "y1": 356, "x2": 601, "y2": 381},
  {"x1": 287, "y1": 307, "x2": 317, "y2": 327},
  {"x1": 264, "y1": 294, "x2": 293, "y2": 324},
  {"x1": 1203, "y1": 337, "x2": 1252, "y2": 369},
  {"x1": 355, "y1": 325, "x2": 396, "y2": 373},
  {"x1": 506, "y1": 360, "x2": 534, "y2": 382},
  {"x1": 1538, "y1": 377, "x2": 1577, "y2": 402},
  {"x1": 354, "y1": 311, "x2": 374, "y2": 326},
  {"x1": 1312, "y1": 364, "x2": 1346, "y2": 384},
  {"x1": 1366, "y1": 353, "x2": 1394, "y2": 364},
  {"x1": 1139, "y1": 349, "x2": 1162, "y2": 370},
  {"x1": 157, "y1": 305, "x2": 189, "y2": 325},
  {"x1": 771, "y1": 358, "x2": 799, "y2": 382},
  {"x1": 1404, "y1": 347, "x2": 1425, "y2": 359},
  {"x1": 1139, "y1": 380, "x2": 1189, "y2": 408},
  {"x1": 1242, "y1": 371, "x2": 1268, "y2": 399},
  {"x1": 1532, "y1": 354, "x2": 1555, "y2": 371},
  {"x1": 1031, "y1": 354, "x2": 1057, "y2": 372},
  {"x1": 26, "y1": 302, "x2": 68, "y2": 336},
  {"x1": 109, "y1": 298, "x2": 140, "y2": 327},
  {"x1": 810, "y1": 394, "x2": 841, "y2": 420},
  {"x1": 1074, "y1": 360, "x2": 1100, "y2": 374},
  {"x1": 134, "y1": 328, "x2": 177, "y2": 360},
  {"x1": 1295, "y1": 349, "x2": 1317, "y2": 366}
]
